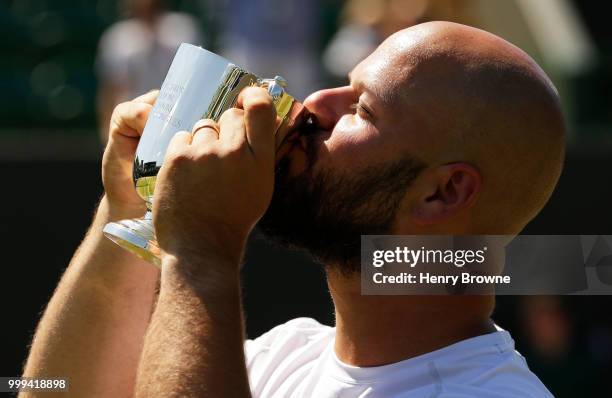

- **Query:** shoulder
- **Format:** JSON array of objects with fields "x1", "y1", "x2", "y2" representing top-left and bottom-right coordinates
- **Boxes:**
[
  {"x1": 99, "y1": 20, "x2": 147, "y2": 47},
  {"x1": 245, "y1": 319, "x2": 334, "y2": 395},
  {"x1": 157, "y1": 12, "x2": 202, "y2": 44},
  {"x1": 98, "y1": 19, "x2": 149, "y2": 58},
  {"x1": 245, "y1": 318, "x2": 333, "y2": 365},
  {"x1": 430, "y1": 329, "x2": 555, "y2": 398},
  {"x1": 246, "y1": 317, "x2": 333, "y2": 351},
  {"x1": 159, "y1": 12, "x2": 199, "y2": 27}
]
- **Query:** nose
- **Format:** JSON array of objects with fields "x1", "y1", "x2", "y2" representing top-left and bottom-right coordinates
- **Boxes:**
[{"x1": 302, "y1": 86, "x2": 355, "y2": 130}]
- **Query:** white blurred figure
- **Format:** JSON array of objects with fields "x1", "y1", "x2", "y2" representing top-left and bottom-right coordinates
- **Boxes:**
[
  {"x1": 323, "y1": 0, "x2": 483, "y2": 83},
  {"x1": 217, "y1": 0, "x2": 323, "y2": 101},
  {"x1": 323, "y1": 0, "x2": 430, "y2": 82},
  {"x1": 96, "y1": 0, "x2": 203, "y2": 143}
]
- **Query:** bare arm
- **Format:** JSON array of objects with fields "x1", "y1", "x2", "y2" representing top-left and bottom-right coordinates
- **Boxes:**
[
  {"x1": 22, "y1": 91, "x2": 160, "y2": 397},
  {"x1": 22, "y1": 198, "x2": 159, "y2": 397},
  {"x1": 136, "y1": 254, "x2": 249, "y2": 397},
  {"x1": 134, "y1": 88, "x2": 277, "y2": 396}
]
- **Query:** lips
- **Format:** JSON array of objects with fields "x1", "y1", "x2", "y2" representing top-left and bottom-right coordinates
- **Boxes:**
[
  {"x1": 278, "y1": 110, "x2": 314, "y2": 149},
  {"x1": 274, "y1": 117, "x2": 313, "y2": 168}
]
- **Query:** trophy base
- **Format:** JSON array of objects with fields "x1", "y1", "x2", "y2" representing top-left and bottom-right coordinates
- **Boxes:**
[{"x1": 103, "y1": 211, "x2": 161, "y2": 267}]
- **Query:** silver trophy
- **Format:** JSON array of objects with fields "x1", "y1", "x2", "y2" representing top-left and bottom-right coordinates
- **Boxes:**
[{"x1": 103, "y1": 43, "x2": 305, "y2": 266}]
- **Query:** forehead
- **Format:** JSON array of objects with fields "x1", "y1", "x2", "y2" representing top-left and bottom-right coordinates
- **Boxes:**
[
  {"x1": 348, "y1": 39, "x2": 438, "y2": 163},
  {"x1": 350, "y1": 41, "x2": 416, "y2": 111}
]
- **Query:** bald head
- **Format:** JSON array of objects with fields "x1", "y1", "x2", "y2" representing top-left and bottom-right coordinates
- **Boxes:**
[
  {"x1": 261, "y1": 22, "x2": 565, "y2": 269},
  {"x1": 372, "y1": 22, "x2": 565, "y2": 234}
]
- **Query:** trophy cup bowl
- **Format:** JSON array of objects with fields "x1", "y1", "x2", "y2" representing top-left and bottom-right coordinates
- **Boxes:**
[{"x1": 102, "y1": 43, "x2": 305, "y2": 267}]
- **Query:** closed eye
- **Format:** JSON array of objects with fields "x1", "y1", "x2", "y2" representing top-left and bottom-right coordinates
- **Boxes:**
[{"x1": 350, "y1": 103, "x2": 373, "y2": 119}]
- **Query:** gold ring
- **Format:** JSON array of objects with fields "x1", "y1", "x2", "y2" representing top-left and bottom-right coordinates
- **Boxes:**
[{"x1": 192, "y1": 120, "x2": 220, "y2": 139}]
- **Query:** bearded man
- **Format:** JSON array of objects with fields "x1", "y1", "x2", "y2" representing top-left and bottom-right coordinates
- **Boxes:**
[{"x1": 23, "y1": 22, "x2": 563, "y2": 397}]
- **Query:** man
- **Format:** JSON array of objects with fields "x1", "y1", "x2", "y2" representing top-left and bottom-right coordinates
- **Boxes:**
[
  {"x1": 96, "y1": 0, "x2": 203, "y2": 143},
  {"x1": 22, "y1": 22, "x2": 563, "y2": 397}
]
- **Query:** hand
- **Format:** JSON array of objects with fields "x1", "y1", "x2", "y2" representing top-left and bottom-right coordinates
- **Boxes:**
[
  {"x1": 153, "y1": 87, "x2": 276, "y2": 266},
  {"x1": 101, "y1": 90, "x2": 158, "y2": 214}
]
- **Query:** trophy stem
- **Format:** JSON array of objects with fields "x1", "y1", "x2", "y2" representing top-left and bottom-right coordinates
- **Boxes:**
[{"x1": 103, "y1": 211, "x2": 162, "y2": 267}]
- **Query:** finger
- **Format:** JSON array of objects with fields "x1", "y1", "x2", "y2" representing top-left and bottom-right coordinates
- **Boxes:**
[
  {"x1": 237, "y1": 87, "x2": 276, "y2": 158},
  {"x1": 191, "y1": 119, "x2": 220, "y2": 147},
  {"x1": 218, "y1": 108, "x2": 246, "y2": 149},
  {"x1": 132, "y1": 89, "x2": 159, "y2": 105},
  {"x1": 165, "y1": 130, "x2": 192, "y2": 159},
  {"x1": 110, "y1": 101, "x2": 153, "y2": 138}
]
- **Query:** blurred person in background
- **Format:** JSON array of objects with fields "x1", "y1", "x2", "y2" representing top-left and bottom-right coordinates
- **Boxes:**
[
  {"x1": 517, "y1": 297, "x2": 600, "y2": 397},
  {"x1": 96, "y1": 0, "x2": 203, "y2": 143},
  {"x1": 322, "y1": 0, "x2": 595, "y2": 99},
  {"x1": 217, "y1": 0, "x2": 323, "y2": 101},
  {"x1": 323, "y1": 0, "x2": 475, "y2": 83}
]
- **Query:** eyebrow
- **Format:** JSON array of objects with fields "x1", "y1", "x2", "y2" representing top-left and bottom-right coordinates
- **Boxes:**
[{"x1": 348, "y1": 71, "x2": 396, "y2": 108}]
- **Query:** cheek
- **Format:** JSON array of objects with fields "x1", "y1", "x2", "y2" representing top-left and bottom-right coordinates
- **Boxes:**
[{"x1": 318, "y1": 117, "x2": 382, "y2": 170}]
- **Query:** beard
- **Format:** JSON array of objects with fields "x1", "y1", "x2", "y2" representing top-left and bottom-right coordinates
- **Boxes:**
[{"x1": 258, "y1": 128, "x2": 425, "y2": 275}]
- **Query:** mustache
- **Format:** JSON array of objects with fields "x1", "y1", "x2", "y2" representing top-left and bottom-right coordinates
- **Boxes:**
[
  {"x1": 287, "y1": 111, "x2": 319, "y2": 140},
  {"x1": 276, "y1": 113, "x2": 321, "y2": 171}
]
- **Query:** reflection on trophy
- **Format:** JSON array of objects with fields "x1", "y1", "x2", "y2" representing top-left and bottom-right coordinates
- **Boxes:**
[{"x1": 103, "y1": 43, "x2": 306, "y2": 266}]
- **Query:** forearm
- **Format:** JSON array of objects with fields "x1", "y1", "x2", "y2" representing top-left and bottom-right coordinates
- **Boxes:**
[
  {"x1": 22, "y1": 196, "x2": 160, "y2": 397},
  {"x1": 135, "y1": 253, "x2": 250, "y2": 398}
]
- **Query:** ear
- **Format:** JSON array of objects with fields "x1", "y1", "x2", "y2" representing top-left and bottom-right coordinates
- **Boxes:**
[{"x1": 412, "y1": 163, "x2": 482, "y2": 225}]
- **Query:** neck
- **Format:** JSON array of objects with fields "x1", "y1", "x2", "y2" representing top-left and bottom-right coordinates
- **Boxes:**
[{"x1": 327, "y1": 268, "x2": 496, "y2": 367}]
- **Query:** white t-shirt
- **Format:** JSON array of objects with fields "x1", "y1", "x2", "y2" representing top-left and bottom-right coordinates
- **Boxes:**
[{"x1": 245, "y1": 318, "x2": 553, "y2": 397}]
